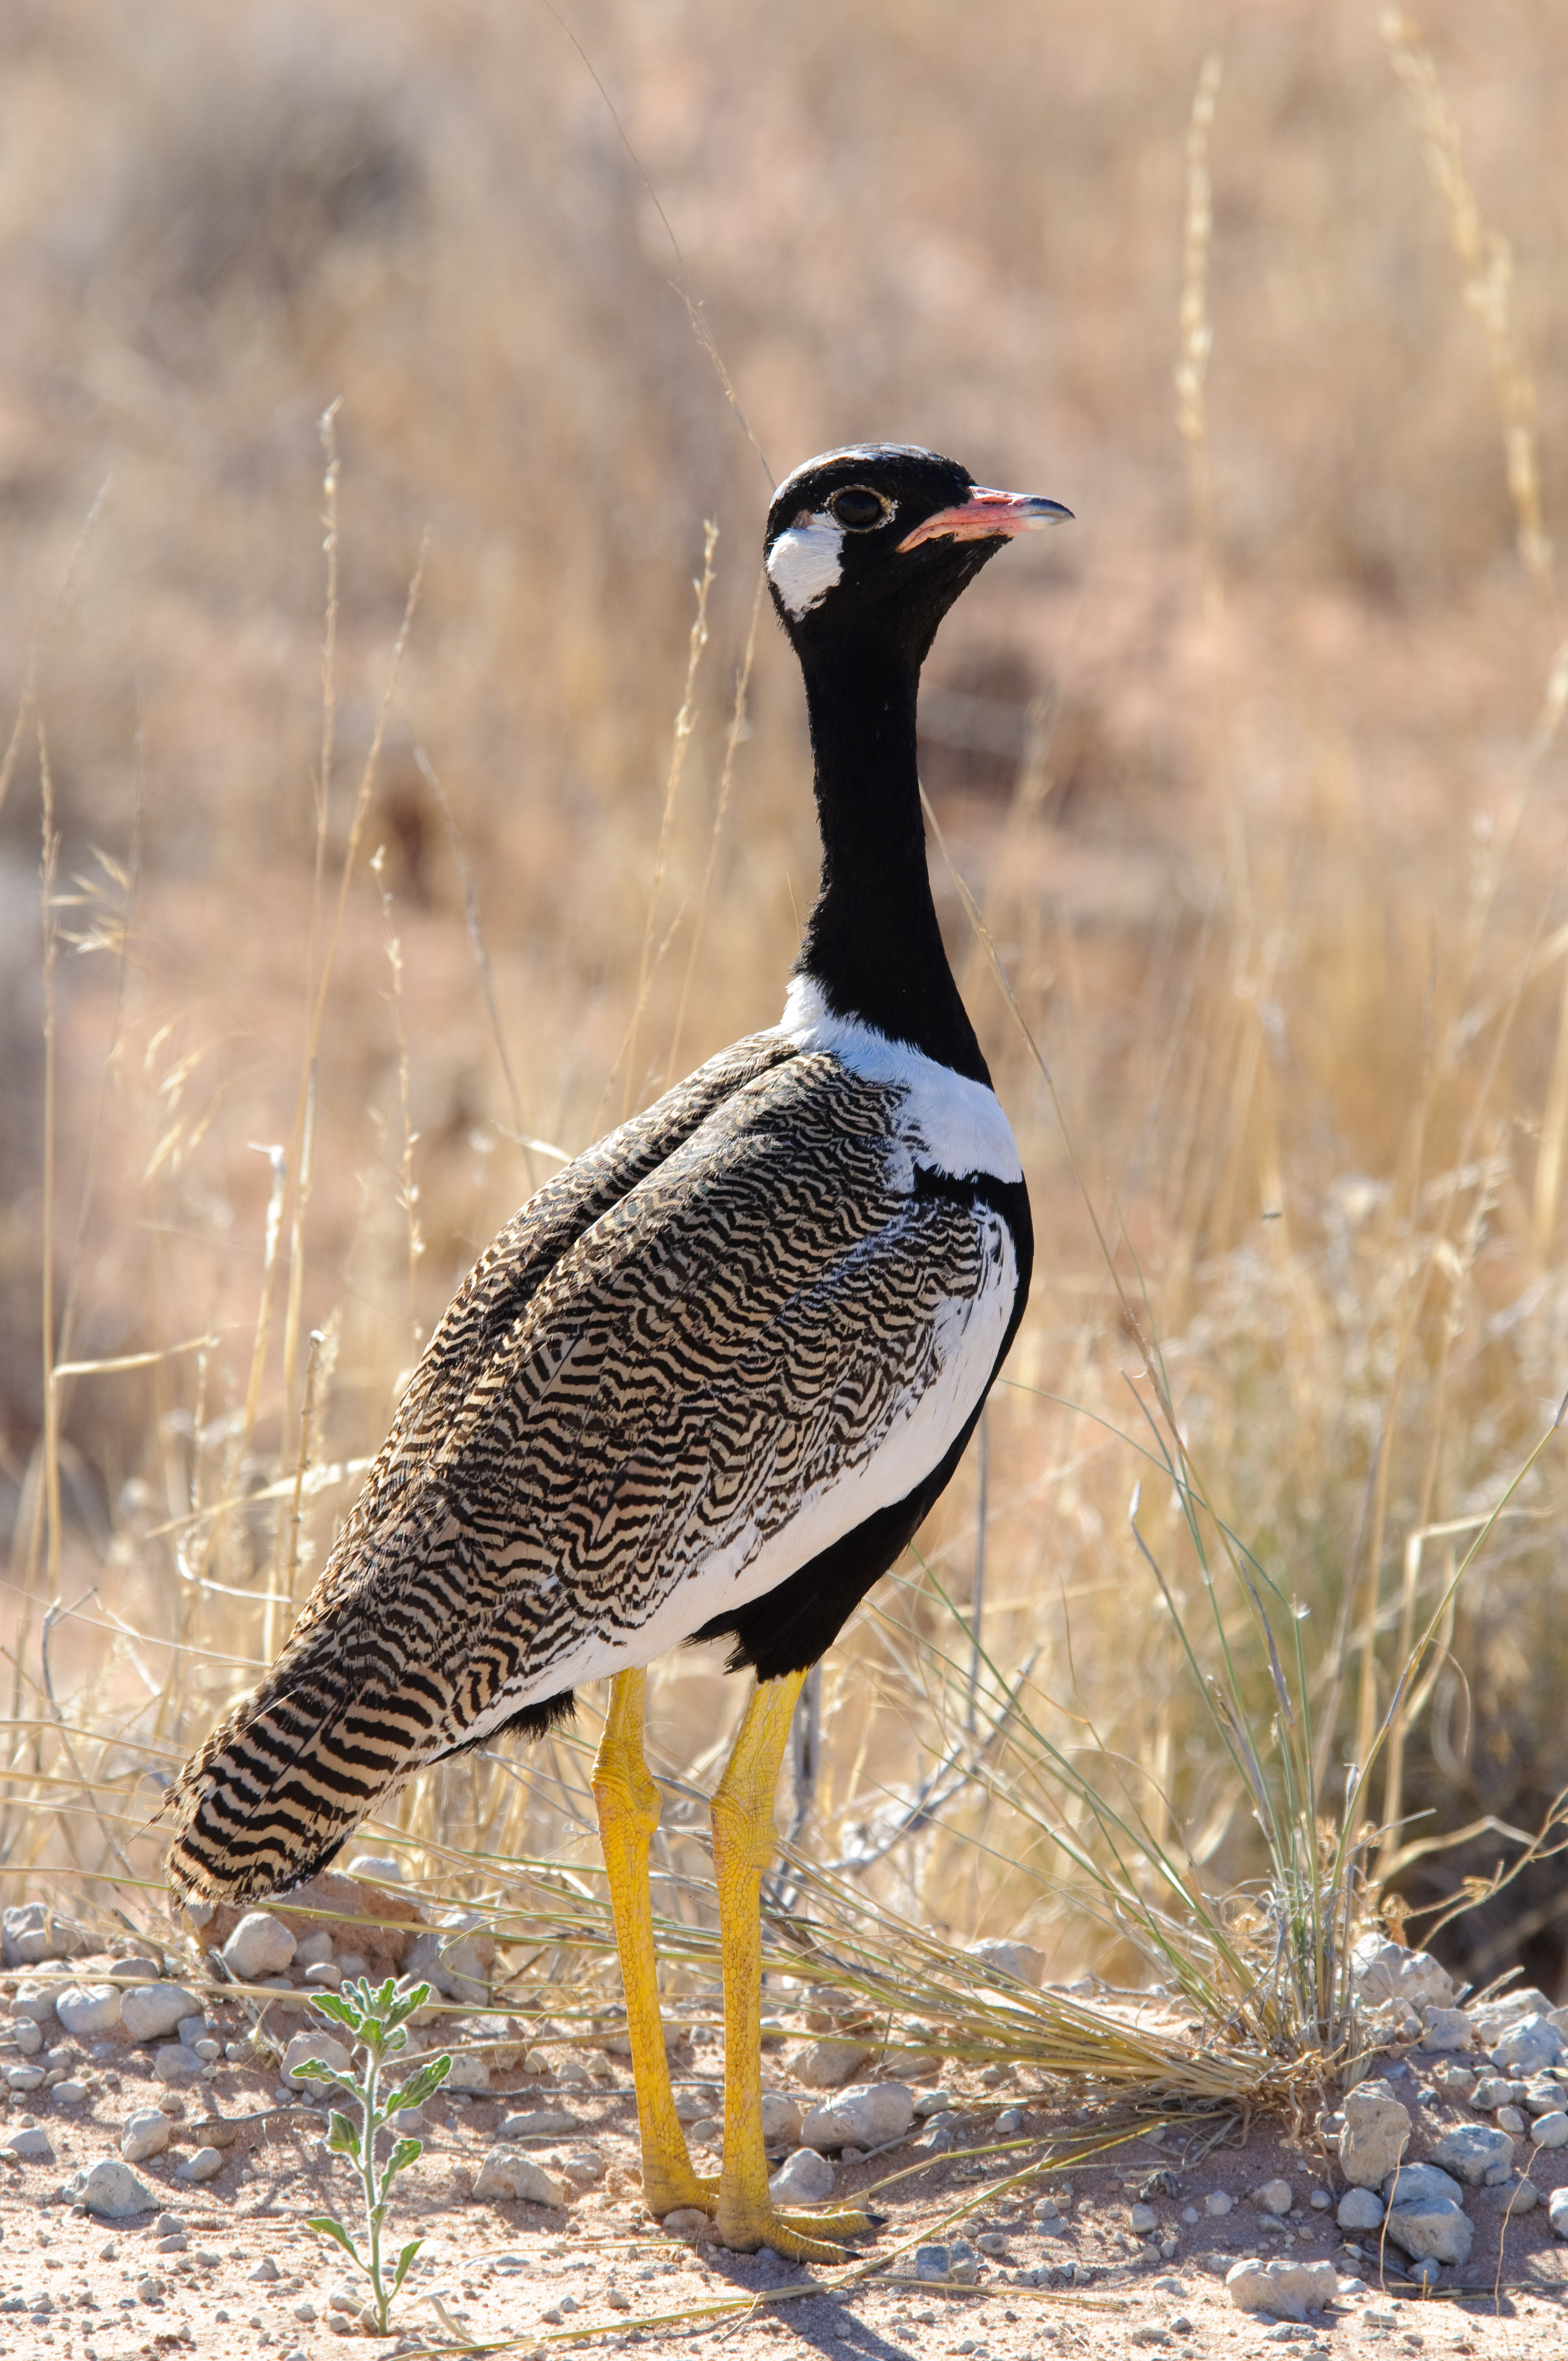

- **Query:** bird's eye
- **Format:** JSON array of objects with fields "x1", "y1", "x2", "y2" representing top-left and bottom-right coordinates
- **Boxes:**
[{"x1": 827, "y1": 487, "x2": 890, "y2": 531}]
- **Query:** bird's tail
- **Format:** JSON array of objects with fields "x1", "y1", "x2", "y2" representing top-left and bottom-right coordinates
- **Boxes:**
[{"x1": 162, "y1": 1612, "x2": 445, "y2": 1903}]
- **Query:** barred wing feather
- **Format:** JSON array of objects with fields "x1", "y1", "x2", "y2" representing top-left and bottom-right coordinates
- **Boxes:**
[{"x1": 164, "y1": 1045, "x2": 1009, "y2": 1900}]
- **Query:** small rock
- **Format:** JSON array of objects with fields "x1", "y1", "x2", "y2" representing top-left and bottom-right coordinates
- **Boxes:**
[
  {"x1": 1336, "y1": 2188, "x2": 1384, "y2": 2231},
  {"x1": 1338, "y1": 2080, "x2": 1412, "y2": 2189},
  {"x1": 1351, "y1": 1936, "x2": 1454, "y2": 2012},
  {"x1": 471, "y1": 2147, "x2": 570, "y2": 2206},
  {"x1": 1383, "y1": 2196, "x2": 1472, "y2": 2267},
  {"x1": 967, "y1": 1939, "x2": 1046, "y2": 1987},
  {"x1": 1130, "y1": 2203, "x2": 1159, "y2": 2235},
  {"x1": 1429, "y1": 2121, "x2": 1516, "y2": 2186},
  {"x1": 1549, "y1": 2187, "x2": 1568, "y2": 2241},
  {"x1": 2, "y1": 2126, "x2": 54, "y2": 2162},
  {"x1": 1418, "y1": 2006, "x2": 1473, "y2": 2053},
  {"x1": 946, "y1": 2241, "x2": 980, "y2": 2284},
  {"x1": 563, "y1": 2147, "x2": 606, "y2": 2187},
  {"x1": 1480, "y1": 2176, "x2": 1539, "y2": 2212},
  {"x1": 1522, "y1": 2079, "x2": 1564, "y2": 2115},
  {"x1": 769, "y1": 2145, "x2": 835, "y2": 2203},
  {"x1": 791, "y1": 2037, "x2": 876, "y2": 2090},
  {"x1": 63, "y1": 2158, "x2": 158, "y2": 2217},
  {"x1": 1406, "y1": 2256, "x2": 1442, "y2": 2292},
  {"x1": 1383, "y1": 2162, "x2": 1464, "y2": 2208},
  {"x1": 1471, "y1": 1988, "x2": 1557, "y2": 2047},
  {"x1": 913, "y1": 2244, "x2": 949, "y2": 2280},
  {"x1": 402, "y1": 1912, "x2": 494, "y2": 2007},
  {"x1": 1531, "y1": 2110, "x2": 1568, "y2": 2148},
  {"x1": 760, "y1": 2091, "x2": 803, "y2": 2146},
  {"x1": 661, "y1": 2207, "x2": 711, "y2": 2238},
  {"x1": 498, "y1": 2108, "x2": 582, "y2": 2140},
  {"x1": 175, "y1": 2146, "x2": 224, "y2": 2183},
  {"x1": 1472, "y1": 2076, "x2": 1516, "y2": 2112},
  {"x1": 120, "y1": 1985, "x2": 199, "y2": 2043},
  {"x1": 1308, "y1": 2189, "x2": 1331, "y2": 2211},
  {"x1": 995, "y1": 2106, "x2": 1027, "y2": 2135},
  {"x1": 51, "y1": 2077, "x2": 88, "y2": 2106},
  {"x1": 1252, "y1": 2179, "x2": 1293, "y2": 2216},
  {"x1": 153, "y1": 2044, "x2": 205, "y2": 2088},
  {"x1": 465, "y1": 2012, "x2": 531, "y2": 2070},
  {"x1": 1204, "y1": 2191, "x2": 1234, "y2": 2216},
  {"x1": 347, "y1": 1852, "x2": 404, "y2": 1881},
  {"x1": 1, "y1": 1904, "x2": 88, "y2": 1967},
  {"x1": 975, "y1": 2231, "x2": 1010, "y2": 2257},
  {"x1": 121, "y1": 2110, "x2": 172, "y2": 2163},
  {"x1": 447, "y1": 2054, "x2": 491, "y2": 2092},
  {"x1": 1497, "y1": 2106, "x2": 1527, "y2": 2133},
  {"x1": 801, "y1": 2080, "x2": 914, "y2": 2151},
  {"x1": 220, "y1": 1912, "x2": 297, "y2": 1981},
  {"x1": 1225, "y1": 2257, "x2": 1337, "y2": 2320},
  {"x1": 4, "y1": 2065, "x2": 44, "y2": 2092},
  {"x1": 1490, "y1": 2015, "x2": 1565, "y2": 2077},
  {"x1": 281, "y1": 2032, "x2": 352, "y2": 2089},
  {"x1": 251, "y1": 2257, "x2": 282, "y2": 2281},
  {"x1": 11, "y1": 1978, "x2": 63, "y2": 2026},
  {"x1": 6, "y1": 2020, "x2": 41, "y2": 2058},
  {"x1": 54, "y1": 1983, "x2": 123, "y2": 2038}
]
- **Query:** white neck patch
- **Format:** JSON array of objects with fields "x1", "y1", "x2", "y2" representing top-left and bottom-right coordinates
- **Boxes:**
[
  {"x1": 772, "y1": 975, "x2": 1023, "y2": 1185},
  {"x1": 766, "y1": 511, "x2": 845, "y2": 618}
]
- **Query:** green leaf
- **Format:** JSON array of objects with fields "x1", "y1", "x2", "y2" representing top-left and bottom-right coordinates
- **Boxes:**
[
  {"x1": 308, "y1": 1993, "x2": 365, "y2": 2035},
  {"x1": 389, "y1": 2057, "x2": 450, "y2": 2110},
  {"x1": 390, "y1": 2237, "x2": 424, "y2": 2296},
  {"x1": 305, "y1": 2214, "x2": 362, "y2": 2264},
  {"x1": 383, "y1": 2135, "x2": 422, "y2": 2180},
  {"x1": 326, "y1": 2109, "x2": 363, "y2": 2157},
  {"x1": 290, "y1": 2057, "x2": 339, "y2": 2082}
]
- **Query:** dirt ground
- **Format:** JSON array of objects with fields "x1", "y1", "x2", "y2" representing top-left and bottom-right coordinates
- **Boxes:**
[{"x1": 3, "y1": 1959, "x2": 1568, "y2": 2361}]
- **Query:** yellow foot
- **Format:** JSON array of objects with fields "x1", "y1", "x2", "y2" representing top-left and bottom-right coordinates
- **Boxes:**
[
  {"x1": 649, "y1": 2171, "x2": 720, "y2": 2221},
  {"x1": 715, "y1": 2201, "x2": 874, "y2": 2262}
]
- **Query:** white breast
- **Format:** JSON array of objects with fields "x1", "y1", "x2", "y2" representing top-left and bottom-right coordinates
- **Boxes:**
[{"x1": 771, "y1": 975, "x2": 1022, "y2": 1183}]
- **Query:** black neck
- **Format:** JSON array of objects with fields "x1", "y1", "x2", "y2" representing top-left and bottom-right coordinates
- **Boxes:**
[{"x1": 792, "y1": 630, "x2": 992, "y2": 1087}]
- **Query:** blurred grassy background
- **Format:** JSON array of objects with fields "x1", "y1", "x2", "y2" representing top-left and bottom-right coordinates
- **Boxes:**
[{"x1": 3, "y1": 0, "x2": 1568, "y2": 2003}]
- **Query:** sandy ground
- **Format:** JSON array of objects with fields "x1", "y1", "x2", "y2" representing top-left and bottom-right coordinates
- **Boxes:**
[{"x1": 3, "y1": 1963, "x2": 1568, "y2": 2361}]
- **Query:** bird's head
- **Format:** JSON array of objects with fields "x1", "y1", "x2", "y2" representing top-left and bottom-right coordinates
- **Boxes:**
[{"x1": 764, "y1": 443, "x2": 1071, "y2": 663}]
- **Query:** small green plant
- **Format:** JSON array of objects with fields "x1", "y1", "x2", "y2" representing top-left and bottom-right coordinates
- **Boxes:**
[{"x1": 295, "y1": 1976, "x2": 453, "y2": 2337}]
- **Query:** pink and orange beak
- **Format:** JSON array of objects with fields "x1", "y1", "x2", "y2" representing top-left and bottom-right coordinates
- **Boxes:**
[{"x1": 897, "y1": 486, "x2": 1072, "y2": 552}]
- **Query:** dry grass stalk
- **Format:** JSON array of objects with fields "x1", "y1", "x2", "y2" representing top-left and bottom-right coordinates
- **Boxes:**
[
  {"x1": 1382, "y1": 10, "x2": 1553, "y2": 597},
  {"x1": 1175, "y1": 53, "x2": 1224, "y2": 618},
  {"x1": 618, "y1": 518, "x2": 718, "y2": 1118}
]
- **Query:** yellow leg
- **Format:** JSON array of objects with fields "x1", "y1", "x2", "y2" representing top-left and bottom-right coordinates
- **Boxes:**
[
  {"x1": 711, "y1": 1672, "x2": 873, "y2": 2262},
  {"x1": 591, "y1": 1669, "x2": 712, "y2": 2219}
]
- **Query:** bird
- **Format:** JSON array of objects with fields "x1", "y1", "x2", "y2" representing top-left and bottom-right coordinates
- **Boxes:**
[{"x1": 164, "y1": 443, "x2": 1071, "y2": 2260}]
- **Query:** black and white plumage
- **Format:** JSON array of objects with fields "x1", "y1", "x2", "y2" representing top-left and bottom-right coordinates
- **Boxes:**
[{"x1": 166, "y1": 444, "x2": 1070, "y2": 1903}]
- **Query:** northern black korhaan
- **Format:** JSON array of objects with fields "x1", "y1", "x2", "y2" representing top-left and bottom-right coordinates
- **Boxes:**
[{"x1": 166, "y1": 444, "x2": 1072, "y2": 2259}]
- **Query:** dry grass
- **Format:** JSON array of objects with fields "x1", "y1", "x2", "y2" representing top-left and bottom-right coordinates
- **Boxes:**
[{"x1": 4, "y1": 0, "x2": 1568, "y2": 2066}]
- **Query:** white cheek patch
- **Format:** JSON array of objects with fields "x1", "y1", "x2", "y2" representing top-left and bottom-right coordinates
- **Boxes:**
[{"x1": 766, "y1": 510, "x2": 845, "y2": 618}]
